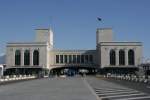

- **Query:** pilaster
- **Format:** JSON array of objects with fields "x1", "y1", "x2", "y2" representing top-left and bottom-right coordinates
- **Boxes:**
[
  {"x1": 116, "y1": 48, "x2": 119, "y2": 66},
  {"x1": 21, "y1": 49, "x2": 24, "y2": 66},
  {"x1": 30, "y1": 49, "x2": 33, "y2": 66},
  {"x1": 125, "y1": 48, "x2": 128, "y2": 66}
]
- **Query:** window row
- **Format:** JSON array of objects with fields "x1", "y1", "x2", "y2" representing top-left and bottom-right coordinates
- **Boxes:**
[
  {"x1": 143, "y1": 66, "x2": 150, "y2": 70},
  {"x1": 15, "y1": 50, "x2": 39, "y2": 66},
  {"x1": 110, "y1": 49, "x2": 135, "y2": 66},
  {"x1": 56, "y1": 55, "x2": 93, "y2": 64}
]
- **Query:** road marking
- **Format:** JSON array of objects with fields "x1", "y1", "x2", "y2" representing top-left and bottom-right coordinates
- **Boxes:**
[
  {"x1": 147, "y1": 86, "x2": 150, "y2": 88},
  {"x1": 96, "y1": 90, "x2": 139, "y2": 95},
  {"x1": 115, "y1": 95, "x2": 150, "y2": 100},
  {"x1": 94, "y1": 87, "x2": 129, "y2": 90},
  {"x1": 87, "y1": 78, "x2": 150, "y2": 100},
  {"x1": 95, "y1": 89, "x2": 135, "y2": 93},
  {"x1": 83, "y1": 78, "x2": 101, "y2": 100},
  {"x1": 95, "y1": 88, "x2": 132, "y2": 91},
  {"x1": 94, "y1": 87, "x2": 133, "y2": 90},
  {"x1": 100, "y1": 93, "x2": 145, "y2": 99}
]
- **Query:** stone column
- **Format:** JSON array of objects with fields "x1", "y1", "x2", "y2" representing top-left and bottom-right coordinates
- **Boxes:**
[
  {"x1": 125, "y1": 48, "x2": 128, "y2": 66},
  {"x1": 79, "y1": 55, "x2": 81, "y2": 64},
  {"x1": 21, "y1": 49, "x2": 24, "y2": 66},
  {"x1": 71, "y1": 55, "x2": 73, "y2": 64},
  {"x1": 13, "y1": 49, "x2": 15, "y2": 66},
  {"x1": 67, "y1": 55, "x2": 69, "y2": 64},
  {"x1": 133, "y1": 48, "x2": 136, "y2": 66},
  {"x1": 54, "y1": 55, "x2": 56, "y2": 64},
  {"x1": 59, "y1": 55, "x2": 60, "y2": 64},
  {"x1": 106, "y1": 48, "x2": 109, "y2": 66},
  {"x1": 30, "y1": 49, "x2": 33, "y2": 66},
  {"x1": 76, "y1": 55, "x2": 77, "y2": 64},
  {"x1": 116, "y1": 49, "x2": 119, "y2": 66}
]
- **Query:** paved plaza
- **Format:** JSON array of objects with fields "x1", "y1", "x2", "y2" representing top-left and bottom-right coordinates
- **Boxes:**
[
  {"x1": 0, "y1": 77, "x2": 99, "y2": 100},
  {"x1": 1, "y1": 76, "x2": 150, "y2": 100}
]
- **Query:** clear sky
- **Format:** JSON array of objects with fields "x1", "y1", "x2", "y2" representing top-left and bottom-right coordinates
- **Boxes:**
[{"x1": 0, "y1": 0, "x2": 150, "y2": 59}]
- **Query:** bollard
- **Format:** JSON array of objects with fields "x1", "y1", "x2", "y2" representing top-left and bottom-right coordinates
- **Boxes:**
[{"x1": 144, "y1": 79, "x2": 148, "y2": 83}]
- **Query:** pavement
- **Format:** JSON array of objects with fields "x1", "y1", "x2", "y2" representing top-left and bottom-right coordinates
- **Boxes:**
[
  {"x1": 0, "y1": 77, "x2": 99, "y2": 100},
  {"x1": 103, "y1": 78, "x2": 150, "y2": 94},
  {"x1": 1, "y1": 76, "x2": 150, "y2": 100},
  {"x1": 86, "y1": 76, "x2": 150, "y2": 100}
]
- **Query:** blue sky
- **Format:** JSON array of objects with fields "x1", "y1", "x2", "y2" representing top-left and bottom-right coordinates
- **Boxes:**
[{"x1": 0, "y1": 0, "x2": 150, "y2": 59}]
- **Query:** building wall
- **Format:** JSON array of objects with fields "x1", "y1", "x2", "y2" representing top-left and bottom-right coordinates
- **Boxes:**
[
  {"x1": 49, "y1": 50, "x2": 97, "y2": 69},
  {"x1": 97, "y1": 42, "x2": 142, "y2": 68},
  {"x1": 5, "y1": 28, "x2": 143, "y2": 71},
  {"x1": 6, "y1": 43, "x2": 49, "y2": 68},
  {"x1": 35, "y1": 29, "x2": 53, "y2": 48},
  {"x1": 96, "y1": 28, "x2": 113, "y2": 45},
  {"x1": 0, "y1": 65, "x2": 4, "y2": 76}
]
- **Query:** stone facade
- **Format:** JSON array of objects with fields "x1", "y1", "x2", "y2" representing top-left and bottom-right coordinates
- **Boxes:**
[
  {"x1": 5, "y1": 27, "x2": 143, "y2": 74},
  {"x1": 97, "y1": 42, "x2": 142, "y2": 68},
  {"x1": 49, "y1": 50, "x2": 97, "y2": 69},
  {"x1": 6, "y1": 42, "x2": 49, "y2": 68}
]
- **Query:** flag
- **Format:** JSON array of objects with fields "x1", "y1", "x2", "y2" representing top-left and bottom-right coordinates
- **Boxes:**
[{"x1": 97, "y1": 17, "x2": 102, "y2": 21}]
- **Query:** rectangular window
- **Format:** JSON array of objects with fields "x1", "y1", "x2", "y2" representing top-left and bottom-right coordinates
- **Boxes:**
[
  {"x1": 64, "y1": 55, "x2": 67, "y2": 63},
  {"x1": 69, "y1": 55, "x2": 72, "y2": 63},
  {"x1": 73, "y1": 55, "x2": 76, "y2": 63},
  {"x1": 60, "y1": 55, "x2": 63, "y2": 63},
  {"x1": 85, "y1": 55, "x2": 88, "y2": 63},
  {"x1": 56, "y1": 55, "x2": 59, "y2": 63},
  {"x1": 81, "y1": 55, "x2": 84, "y2": 63},
  {"x1": 89, "y1": 55, "x2": 93, "y2": 63},
  {"x1": 77, "y1": 55, "x2": 80, "y2": 63}
]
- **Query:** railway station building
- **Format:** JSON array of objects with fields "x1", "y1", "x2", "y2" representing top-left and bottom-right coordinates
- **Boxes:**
[{"x1": 5, "y1": 27, "x2": 142, "y2": 75}]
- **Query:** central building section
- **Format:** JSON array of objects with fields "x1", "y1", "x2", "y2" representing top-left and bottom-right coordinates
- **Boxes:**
[{"x1": 49, "y1": 50, "x2": 97, "y2": 68}]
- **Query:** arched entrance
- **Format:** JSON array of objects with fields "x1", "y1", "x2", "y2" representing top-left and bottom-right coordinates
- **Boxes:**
[{"x1": 49, "y1": 66, "x2": 97, "y2": 76}]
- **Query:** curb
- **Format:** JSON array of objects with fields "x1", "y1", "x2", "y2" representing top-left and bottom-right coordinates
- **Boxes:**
[{"x1": 83, "y1": 77, "x2": 101, "y2": 100}]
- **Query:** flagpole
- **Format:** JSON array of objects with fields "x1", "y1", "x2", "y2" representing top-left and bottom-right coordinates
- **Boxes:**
[
  {"x1": 97, "y1": 17, "x2": 102, "y2": 22},
  {"x1": 97, "y1": 17, "x2": 102, "y2": 30}
]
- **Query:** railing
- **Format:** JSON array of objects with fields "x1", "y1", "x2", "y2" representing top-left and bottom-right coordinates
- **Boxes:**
[
  {"x1": 96, "y1": 74, "x2": 150, "y2": 84},
  {"x1": 0, "y1": 75, "x2": 37, "y2": 82}
]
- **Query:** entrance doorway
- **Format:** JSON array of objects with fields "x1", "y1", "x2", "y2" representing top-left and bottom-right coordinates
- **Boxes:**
[{"x1": 49, "y1": 66, "x2": 97, "y2": 77}]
